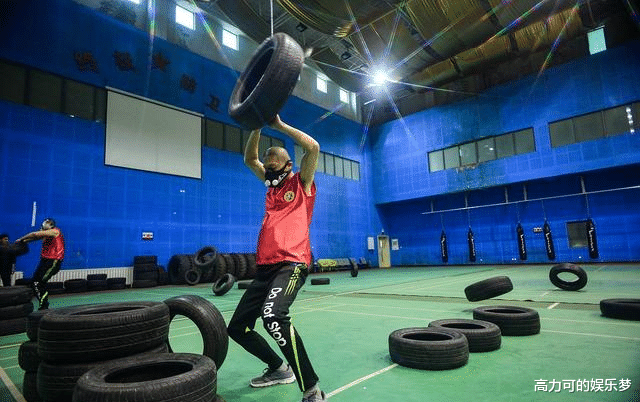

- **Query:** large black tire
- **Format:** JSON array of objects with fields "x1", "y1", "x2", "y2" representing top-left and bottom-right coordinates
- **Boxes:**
[
  {"x1": 464, "y1": 276, "x2": 513, "y2": 302},
  {"x1": 184, "y1": 268, "x2": 202, "y2": 286},
  {"x1": 0, "y1": 286, "x2": 33, "y2": 307},
  {"x1": 107, "y1": 277, "x2": 126, "y2": 290},
  {"x1": 86, "y1": 274, "x2": 108, "y2": 281},
  {"x1": 222, "y1": 254, "x2": 236, "y2": 278},
  {"x1": 232, "y1": 254, "x2": 248, "y2": 280},
  {"x1": 428, "y1": 319, "x2": 501, "y2": 352},
  {"x1": 388, "y1": 327, "x2": 469, "y2": 370},
  {"x1": 245, "y1": 253, "x2": 258, "y2": 279},
  {"x1": 27, "y1": 309, "x2": 51, "y2": 341},
  {"x1": 72, "y1": 353, "x2": 217, "y2": 402},
  {"x1": 37, "y1": 343, "x2": 168, "y2": 402},
  {"x1": 228, "y1": 32, "x2": 304, "y2": 129},
  {"x1": 600, "y1": 299, "x2": 640, "y2": 320},
  {"x1": 164, "y1": 294, "x2": 229, "y2": 370},
  {"x1": 214, "y1": 254, "x2": 228, "y2": 281},
  {"x1": 212, "y1": 273, "x2": 235, "y2": 297},
  {"x1": 194, "y1": 246, "x2": 218, "y2": 269},
  {"x1": 549, "y1": 263, "x2": 587, "y2": 291},
  {"x1": 168, "y1": 254, "x2": 195, "y2": 285},
  {"x1": 18, "y1": 341, "x2": 41, "y2": 372},
  {"x1": 0, "y1": 317, "x2": 27, "y2": 336},
  {"x1": 311, "y1": 278, "x2": 330, "y2": 285},
  {"x1": 23, "y1": 372, "x2": 39, "y2": 402},
  {"x1": 38, "y1": 302, "x2": 170, "y2": 364},
  {"x1": 472, "y1": 306, "x2": 540, "y2": 336},
  {"x1": 64, "y1": 279, "x2": 88, "y2": 293},
  {"x1": 87, "y1": 279, "x2": 109, "y2": 291},
  {"x1": 0, "y1": 301, "x2": 34, "y2": 319},
  {"x1": 349, "y1": 258, "x2": 359, "y2": 277},
  {"x1": 133, "y1": 255, "x2": 157, "y2": 265}
]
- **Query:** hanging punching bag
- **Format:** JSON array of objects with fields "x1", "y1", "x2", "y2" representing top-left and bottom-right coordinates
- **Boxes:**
[
  {"x1": 517, "y1": 223, "x2": 527, "y2": 260},
  {"x1": 440, "y1": 230, "x2": 448, "y2": 263},
  {"x1": 543, "y1": 221, "x2": 555, "y2": 260},
  {"x1": 467, "y1": 228, "x2": 476, "y2": 262},
  {"x1": 586, "y1": 218, "x2": 599, "y2": 259}
]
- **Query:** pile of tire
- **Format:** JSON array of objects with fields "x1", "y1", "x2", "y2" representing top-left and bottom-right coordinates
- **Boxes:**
[
  {"x1": 133, "y1": 255, "x2": 167, "y2": 288},
  {"x1": 17, "y1": 296, "x2": 228, "y2": 402},
  {"x1": 168, "y1": 247, "x2": 257, "y2": 286},
  {"x1": 19, "y1": 302, "x2": 171, "y2": 402},
  {"x1": 0, "y1": 286, "x2": 33, "y2": 336}
]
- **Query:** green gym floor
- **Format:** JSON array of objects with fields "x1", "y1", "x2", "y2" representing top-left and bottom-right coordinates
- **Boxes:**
[{"x1": 2, "y1": 264, "x2": 640, "y2": 402}]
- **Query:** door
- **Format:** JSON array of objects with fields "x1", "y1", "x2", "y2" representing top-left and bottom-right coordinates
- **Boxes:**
[{"x1": 377, "y1": 235, "x2": 391, "y2": 268}]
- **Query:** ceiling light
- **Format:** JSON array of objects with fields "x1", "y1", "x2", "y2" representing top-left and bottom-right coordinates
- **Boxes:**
[
  {"x1": 373, "y1": 70, "x2": 389, "y2": 86},
  {"x1": 340, "y1": 51, "x2": 351, "y2": 60},
  {"x1": 296, "y1": 23, "x2": 307, "y2": 32}
]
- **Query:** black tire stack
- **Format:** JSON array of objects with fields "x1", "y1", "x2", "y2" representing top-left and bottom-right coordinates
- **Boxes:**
[
  {"x1": 23, "y1": 302, "x2": 171, "y2": 402},
  {"x1": 169, "y1": 248, "x2": 258, "y2": 286},
  {"x1": 133, "y1": 255, "x2": 162, "y2": 288},
  {"x1": 0, "y1": 286, "x2": 33, "y2": 336}
]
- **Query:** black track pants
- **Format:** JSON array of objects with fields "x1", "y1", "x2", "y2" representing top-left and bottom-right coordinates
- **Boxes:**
[
  {"x1": 31, "y1": 258, "x2": 62, "y2": 307},
  {"x1": 227, "y1": 263, "x2": 319, "y2": 392}
]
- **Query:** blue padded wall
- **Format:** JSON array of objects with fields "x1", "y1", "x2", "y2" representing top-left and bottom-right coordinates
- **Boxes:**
[
  {"x1": 369, "y1": 39, "x2": 640, "y2": 265},
  {"x1": 0, "y1": 0, "x2": 376, "y2": 277}
]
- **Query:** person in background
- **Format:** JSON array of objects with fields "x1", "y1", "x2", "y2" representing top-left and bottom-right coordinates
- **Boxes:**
[
  {"x1": 0, "y1": 233, "x2": 29, "y2": 286},
  {"x1": 16, "y1": 218, "x2": 65, "y2": 309}
]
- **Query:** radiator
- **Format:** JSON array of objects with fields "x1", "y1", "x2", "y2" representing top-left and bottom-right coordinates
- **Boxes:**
[{"x1": 14, "y1": 267, "x2": 134, "y2": 285}]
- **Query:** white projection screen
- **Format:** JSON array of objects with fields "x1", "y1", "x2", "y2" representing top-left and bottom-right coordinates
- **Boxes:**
[{"x1": 105, "y1": 90, "x2": 202, "y2": 179}]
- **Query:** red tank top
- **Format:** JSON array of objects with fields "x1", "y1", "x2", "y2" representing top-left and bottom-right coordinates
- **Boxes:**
[
  {"x1": 41, "y1": 228, "x2": 65, "y2": 260},
  {"x1": 256, "y1": 172, "x2": 316, "y2": 266}
]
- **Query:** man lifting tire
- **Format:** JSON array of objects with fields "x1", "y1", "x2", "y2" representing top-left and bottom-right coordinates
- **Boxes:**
[
  {"x1": 17, "y1": 218, "x2": 65, "y2": 310},
  {"x1": 227, "y1": 115, "x2": 325, "y2": 402}
]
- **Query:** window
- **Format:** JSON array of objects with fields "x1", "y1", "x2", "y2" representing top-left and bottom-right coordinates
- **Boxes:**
[
  {"x1": 443, "y1": 146, "x2": 460, "y2": 169},
  {"x1": 603, "y1": 106, "x2": 630, "y2": 136},
  {"x1": 477, "y1": 137, "x2": 496, "y2": 163},
  {"x1": 459, "y1": 142, "x2": 477, "y2": 166},
  {"x1": 125, "y1": 0, "x2": 141, "y2": 3},
  {"x1": 324, "y1": 154, "x2": 335, "y2": 175},
  {"x1": 28, "y1": 70, "x2": 62, "y2": 113},
  {"x1": 316, "y1": 75, "x2": 328, "y2": 93},
  {"x1": 567, "y1": 221, "x2": 588, "y2": 248},
  {"x1": 428, "y1": 150, "x2": 444, "y2": 172},
  {"x1": 495, "y1": 133, "x2": 515, "y2": 158},
  {"x1": 339, "y1": 88, "x2": 349, "y2": 103},
  {"x1": 222, "y1": 29, "x2": 238, "y2": 50},
  {"x1": 574, "y1": 112, "x2": 604, "y2": 142},
  {"x1": 176, "y1": 5, "x2": 195, "y2": 30},
  {"x1": 588, "y1": 27, "x2": 606, "y2": 55},
  {"x1": 514, "y1": 128, "x2": 536, "y2": 154},
  {"x1": 0, "y1": 61, "x2": 26, "y2": 104},
  {"x1": 64, "y1": 80, "x2": 96, "y2": 120},
  {"x1": 351, "y1": 161, "x2": 360, "y2": 181}
]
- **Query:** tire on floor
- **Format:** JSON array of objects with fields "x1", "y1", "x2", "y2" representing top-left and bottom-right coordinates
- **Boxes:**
[
  {"x1": 228, "y1": 33, "x2": 304, "y2": 129},
  {"x1": 310, "y1": 278, "x2": 330, "y2": 285},
  {"x1": 212, "y1": 273, "x2": 235, "y2": 297},
  {"x1": 549, "y1": 263, "x2": 587, "y2": 291},
  {"x1": 472, "y1": 306, "x2": 540, "y2": 336},
  {"x1": 599, "y1": 299, "x2": 640, "y2": 321},
  {"x1": 388, "y1": 327, "x2": 469, "y2": 370},
  {"x1": 428, "y1": 319, "x2": 501, "y2": 352},
  {"x1": 37, "y1": 343, "x2": 169, "y2": 402},
  {"x1": 164, "y1": 294, "x2": 229, "y2": 370},
  {"x1": 38, "y1": 302, "x2": 170, "y2": 363},
  {"x1": 464, "y1": 276, "x2": 513, "y2": 302},
  {"x1": 72, "y1": 353, "x2": 217, "y2": 402}
]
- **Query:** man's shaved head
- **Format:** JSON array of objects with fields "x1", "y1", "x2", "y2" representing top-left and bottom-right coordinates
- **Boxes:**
[{"x1": 263, "y1": 147, "x2": 291, "y2": 163}]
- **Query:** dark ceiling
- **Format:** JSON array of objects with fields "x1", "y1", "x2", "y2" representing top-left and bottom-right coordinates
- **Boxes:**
[{"x1": 196, "y1": 0, "x2": 640, "y2": 124}]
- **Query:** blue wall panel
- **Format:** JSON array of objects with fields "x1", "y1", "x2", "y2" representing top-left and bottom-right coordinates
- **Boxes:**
[
  {"x1": 0, "y1": 0, "x2": 375, "y2": 277},
  {"x1": 370, "y1": 40, "x2": 640, "y2": 265}
]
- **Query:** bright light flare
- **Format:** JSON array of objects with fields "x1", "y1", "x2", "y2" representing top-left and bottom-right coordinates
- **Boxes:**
[{"x1": 373, "y1": 70, "x2": 389, "y2": 86}]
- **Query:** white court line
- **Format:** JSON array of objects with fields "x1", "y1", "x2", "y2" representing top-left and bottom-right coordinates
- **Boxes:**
[
  {"x1": 326, "y1": 364, "x2": 398, "y2": 398},
  {"x1": 547, "y1": 302, "x2": 560, "y2": 309},
  {"x1": 540, "y1": 291, "x2": 549, "y2": 298},
  {"x1": 319, "y1": 309, "x2": 435, "y2": 322},
  {"x1": 0, "y1": 356, "x2": 16, "y2": 362},
  {"x1": 0, "y1": 365, "x2": 27, "y2": 402},
  {"x1": 0, "y1": 344, "x2": 21, "y2": 351},
  {"x1": 541, "y1": 330, "x2": 640, "y2": 341}
]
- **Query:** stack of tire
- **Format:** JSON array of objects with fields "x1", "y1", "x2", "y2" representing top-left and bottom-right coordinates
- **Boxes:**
[
  {"x1": 17, "y1": 296, "x2": 228, "y2": 402},
  {"x1": 132, "y1": 255, "x2": 166, "y2": 288},
  {"x1": 0, "y1": 286, "x2": 33, "y2": 336},
  {"x1": 168, "y1": 247, "x2": 257, "y2": 286},
  {"x1": 26, "y1": 302, "x2": 171, "y2": 402}
]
